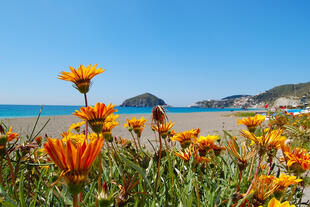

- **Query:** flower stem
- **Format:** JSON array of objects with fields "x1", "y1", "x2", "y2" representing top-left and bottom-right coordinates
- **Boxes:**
[
  {"x1": 98, "y1": 152, "x2": 102, "y2": 192},
  {"x1": 267, "y1": 157, "x2": 273, "y2": 176},
  {"x1": 78, "y1": 193, "x2": 82, "y2": 207},
  {"x1": 155, "y1": 123, "x2": 162, "y2": 193},
  {"x1": 236, "y1": 169, "x2": 243, "y2": 192},
  {"x1": 73, "y1": 194, "x2": 78, "y2": 207},
  {"x1": 137, "y1": 136, "x2": 144, "y2": 153},
  {"x1": 130, "y1": 131, "x2": 140, "y2": 157},
  {"x1": 164, "y1": 138, "x2": 169, "y2": 150},
  {"x1": 106, "y1": 143, "x2": 113, "y2": 178},
  {"x1": 245, "y1": 155, "x2": 262, "y2": 196},
  {"x1": 247, "y1": 157, "x2": 255, "y2": 181},
  {"x1": 6, "y1": 150, "x2": 16, "y2": 188},
  {"x1": 84, "y1": 93, "x2": 88, "y2": 140},
  {"x1": 0, "y1": 157, "x2": 5, "y2": 186}
]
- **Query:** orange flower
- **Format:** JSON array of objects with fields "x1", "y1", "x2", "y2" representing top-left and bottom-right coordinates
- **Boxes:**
[
  {"x1": 124, "y1": 117, "x2": 147, "y2": 129},
  {"x1": 237, "y1": 114, "x2": 265, "y2": 132},
  {"x1": 68, "y1": 121, "x2": 85, "y2": 133},
  {"x1": 284, "y1": 147, "x2": 310, "y2": 173},
  {"x1": 193, "y1": 151, "x2": 211, "y2": 164},
  {"x1": 151, "y1": 121, "x2": 175, "y2": 138},
  {"x1": 267, "y1": 198, "x2": 295, "y2": 207},
  {"x1": 194, "y1": 135, "x2": 225, "y2": 156},
  {"x1": 0, "y1": 127, "x2": 19, "y2": 152},
  {"x1": 194, "y1": 135, "x2": 218, "y2": 148},
  {"x1": 170, "y1": 128, "x2": 200, "y2": 148},
  {"x1": 169, "y1": 129, "x2": 177, "y2": 137},
  {"x1": 44, "y1": 137, "x2": 104, "y2": 195},
  {"x1": 252, "y1": 175, "x2": 278, "y2": 205},
  {"x1": 7, "y1": 127, "x2": 19, "y2": 142},
  {"x1": 240, "y1": 128, "x2": 286, "y2": 155},
  {"x1": 275, "y1": 173, "x2": 302, "y2": 192},
  {"x1": 175, "y1": 148, "x2": 192, "y2": 161},
  {"x1": 226, "y1": 139, "x2": 256, "y2": 171},
  {"x1": 102, "y1": 121, "x2": 119, "y2": 142},
  {"x1": 175, "y1": 148, "x2": 210, "y2": 164},
  {"x1": 35, "y1": 136, "x2": 43, "y2": 145},
  {"x1": 124, "y1": 117, "x2": 147, "y2": 137},
  {"x1": 58, "y1": 64, "x2": 105, "y2": 93},
  {"x1": 74, "y1": 103, "x2": 117, "y2": 134},
  {"x1": 117, "y1": 137, "x2": 131, "y2": 148}
]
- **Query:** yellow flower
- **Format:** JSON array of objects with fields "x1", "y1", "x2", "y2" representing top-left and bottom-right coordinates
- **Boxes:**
[
  {"x1": 74, "y1": 103, "x2": 117, "y2": 134},
  {"x1": 175, "y1": 148, "x2": 192, "y2": 161},
  {"x1": 252, "y1": 175, "x2": 278, "y2": 205},
  {"x1": 175, "y1": 148, "x2": 210, "y2": 164},
  {"x1": 117, "y1": 137, "x2": 131, "y2": 148},
  {"x1": 226, "y1": 139, "x2": 256, "y2": 171},
  {"x1": 102, "y1": 121, "x2": 119, "y2": 142},
  {"x1": 105, "y1": 114, "x2": 119, "y2": 123},
  {"x1": 124, "y1": 117, "x2": 147, "y2": 129},
  {"x1": 151, "y1": 121, "x2": 175, "y2": 138},
  {"x1": 266, "y1": 198, "x2": 295, "y2": 207},
  {"x1": 0, "y1": 127, "x2": 19, "y2": 153},
  {"x1": 284, "y1": 147, "x2": 310, "y2": 173},
  {"x1": 124, "y1": 117, "x2": 147, "y2": 137},
  {"x1": 194, "y1": 135, "x2": 218, "y2": 147},
  {"x1": 61, "y1": 132, "x2": 85, "y2": 146},
  {"x1": 7, "y1": 127, "x2": 19, "y2": 142},
  {"x1": 194, "y1": 135, "x2": 225, "y2": 155},
  {"x1": 68, "y1": 121, "x2": 85, "y2": 133},
  {"x1": 44, "y1": 137, "x2": 104, "y2": 195},
  {"x1": 275, "y1": 173, "x2": 302, "y2": 192},
  {"x1": 193, "y1": 151, "x2": 211, "y2": 164},
  {"x1": 58, "y1": 64, "x2": 105, "y2": 93},
  {"x1": 237, "y1": 114, "x2": 265, "y2": 132},
  {"x1": 170, "y1": 128, "x2": 200, "y2": 148},
  {"x1": 102, "y1": 121, "x2": 119, "y2": 134},
  {"x1": 240, "y1": 129, "x2": 286, "y2": 155}
]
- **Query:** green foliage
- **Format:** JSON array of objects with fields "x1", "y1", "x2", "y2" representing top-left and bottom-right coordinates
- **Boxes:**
[
  {"x1": 120, "y1": 93, "x2": 166, "y2": 107},
  {"x1": 253, "y1": 81, "x2": 310, "y2": 103},
  {"x1": 233, "y1": 112, "x2": 256, "y2": 117}
]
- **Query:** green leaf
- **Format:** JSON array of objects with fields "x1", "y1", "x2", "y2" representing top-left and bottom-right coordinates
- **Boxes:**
[
  {"x1": 19, "y1": 173, "x2": 26, "y2": 207},
  {"x1": 119, "y1": 154, "x2": 154, "y2": 195},
  {"x1": 235, "y1": 192, "x2": 254, "y2": 207}
]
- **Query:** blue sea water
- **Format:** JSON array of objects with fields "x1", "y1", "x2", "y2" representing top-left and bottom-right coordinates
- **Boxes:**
[{"x1": 0, "y1": 105, "x2": 260, "y2": 118}]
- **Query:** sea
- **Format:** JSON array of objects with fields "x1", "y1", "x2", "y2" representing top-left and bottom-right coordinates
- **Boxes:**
[{"x1": 0, "y1": 104, "x2": 260, "y2": 118}]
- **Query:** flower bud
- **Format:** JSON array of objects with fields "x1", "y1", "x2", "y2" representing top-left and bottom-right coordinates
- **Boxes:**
[
  {"x1": 152, "y1": 105, "x2": 167, "y2": 124},
  {"x1": 98, "y1": 182, "x2": 114, "y2": 207}
]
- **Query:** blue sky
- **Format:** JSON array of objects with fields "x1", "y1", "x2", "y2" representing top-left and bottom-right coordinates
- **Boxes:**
[{"x1": 1, "y1": 0, "x2": 310, "y2": 106}]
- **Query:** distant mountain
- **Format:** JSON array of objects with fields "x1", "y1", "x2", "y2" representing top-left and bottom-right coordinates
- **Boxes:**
[
  {"x1": 253, "y1": 82, "x2": 310, "y2": 103},
  {"x1": 194, "y1": 82, "x2": 310, "y2": 108},
  {"x1": 120, "y1": 93, "x2": 167, "y2": 107},
  {"x1": 222, "y1": 95, "x2": 250, "y2": 100}
]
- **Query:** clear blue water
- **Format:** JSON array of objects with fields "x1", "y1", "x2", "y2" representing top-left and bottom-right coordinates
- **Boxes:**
[{"x1": 0, "y1": 104, "x2": 260, "y2": 118}]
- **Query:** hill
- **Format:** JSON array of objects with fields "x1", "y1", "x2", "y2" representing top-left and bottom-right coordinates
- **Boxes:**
[
  {"x1": 194, "y1": 81, "x2": 310, "y2": 108},
  {"x1": 253, "y1": 82, "x2": 310, "y2": 103},
  {"x1": 222, "y1": 95, "x2": 250, "y2": 100},
  {"x1": 120, "y1": 93, "x2": 167, "y2": 107}
]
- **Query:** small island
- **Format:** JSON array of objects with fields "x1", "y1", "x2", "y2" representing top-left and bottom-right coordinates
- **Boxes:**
[{"x1": 120, "y1": 92, "x2": 167, "y2": 107}]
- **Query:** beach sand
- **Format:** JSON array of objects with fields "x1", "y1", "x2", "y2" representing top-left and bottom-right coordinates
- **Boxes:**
[{"x1": 1, "y1": 111, "x2": 248, "y2": 148}]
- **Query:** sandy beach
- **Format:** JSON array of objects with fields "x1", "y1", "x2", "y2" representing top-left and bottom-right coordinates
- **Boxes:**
[{"x1": 1, "y1": 111, "x2": 251, "y2": 147}]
